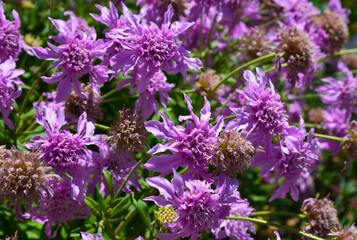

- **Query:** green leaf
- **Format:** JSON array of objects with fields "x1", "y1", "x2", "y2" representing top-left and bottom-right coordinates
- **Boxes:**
[
  {"x1": 84, "y1": 196, "x2": 103, "y2": 218},
  {"x1": 20, "y1": 109, "x2": 36, "y2": 121},
  {"x1": 111, "y1": 193, "x2": 133, "y2": 218},
  {"x1": 134, "y1": 200, "x2": 151, "y2": 227},
  {"x1": 103, "y1": 169, "x2": 114, "y2": 198}
]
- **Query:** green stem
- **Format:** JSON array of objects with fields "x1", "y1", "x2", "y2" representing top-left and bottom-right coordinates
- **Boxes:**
[
  {"x1": 284, "y1": 93, "x2": 322, "y2": 102},
  {"x1": 327, "y1": 48, "x2": 357, "y2": 59},
  {"x1": 290, "y1": 122, "x2": 325, "y2": 130},
  {"x1": 94, "y1": 123, "x2": 111, "y2": 131},
  {"x1": 211, "y1": 114, "x2": 237, "y2": 125},
  {"x1": 226, "y1": 216, "x2": 325, "y2": 240},
  {"x1": 114, "y1": 208, "x2": 137, "y2": 235},
  {"x1": 180, "y1": 89, "x2": 196, "y2": 94},
  {"x1": 103, "y1": 94, "x2": 139, "y2": 103},
  {"x1": 260, "y1": 16, "x2": 285, "y2": 29},
  {"x1": 112, "y1": 154, "x2": 150, "y2": 202},
  {"x1": 102, "y1": 89, "x2": 118, "y2": 99},
  {"x1": 209, "y1": 53, "x2": 277, "y2": 97},
  {"x1": 216, "y1": 91, "x2": 238, "y2": 116},
  {"x1": 314, "y1": 133, "x2": 342, "y2": 142},
  {"x1": 252, "y1": 211, "x2": 306, "y2": 219},
  {"x1": 264, "y1": 63, "x2": 288, "y2": 73}
]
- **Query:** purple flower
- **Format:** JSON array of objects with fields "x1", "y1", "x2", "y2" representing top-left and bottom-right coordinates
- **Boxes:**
[
  {"x1": 27, "y1": 178, "x2": 90, "y2": 238},
  {"x1": 316, "y1": 62, "x2": 357, "y2": 119},
  {"x1": 144, "y1": 94, "x2": 223, "y2": 178},
  {"x1": 32, "y1": 17, "x2": 111, "y2": 101},
  {"x1": 81, "y1": 232, "x2": 105, "y2": 240},
  {"x1": 254, "y1": 118, "x2": 320, "y2": 201},
  {"x1": 226, "y1": 69, "x2": 298, "y2": 158},
  {"x1": 144, "y1": 171, "x2": 242, "y2": 240},
  {"x1": 0, "y1": 2, "x2": 28, "y2": 63},
  {"x1": 108, "y1": 3, "x2": 202, "y2": 93},
  {"x1": 273, "y1": 0, "x2": 320, "y2": 23},
  {"x1": 328, "y1": 0, "x2": 350, "y2": 23},
  {"x1": 118, "y1": 69, "x2": 174, "y2": 119},
  {"x1": 212, "y1": 193, "x2": 256, "y2": 240},
  {"x1": 0, "y1": 58, "x2": 24, "y2": 129},
  {"x1": 28, "y1": 106, "x2": 101, "y2": 186}
]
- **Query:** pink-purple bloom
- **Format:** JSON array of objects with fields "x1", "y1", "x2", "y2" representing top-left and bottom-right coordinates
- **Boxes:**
[
  {"x1": 144, "y1": 94, "x2": 223, "y2": 178},
  {"x1": 108, "y1": 3, "x2": 202, "y2": 93},
  {"x1": 144, "y1": 171, "x2": 242, "y2": 240},
  {"x1": 27, "y1": 178, "x2": 90, "y2": 238},
  {"x1": 28, "y1": 106, "x2": 101, "y2": 186},
  {"x1": 0, "y1": 58, "x2": 24, "y2": 129},
  {"x1": 32, "y1": 16, "x2": 111, "y2": 101}
]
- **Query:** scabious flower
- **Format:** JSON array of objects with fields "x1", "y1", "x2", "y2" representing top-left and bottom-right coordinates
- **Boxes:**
[
  {"x1": 28, "y1": 106, "x2": 100, "y2": 186},
  {"x1": 108, "y1": 3, "x2": 202, "y2": 93},
  {"x1": 266, "y1": 118, "x2": 320, "y2": 201},
  {"x1": 212, "y1": 194, "x2": 256, "y2": 240},
  {"x1": 0, "y1": 2, "x2": 28, "y2": 63},
  {"x1": 27, "y1": 178, "x2": 90, "y2": 238},
  {"x1": 81, "y1": 232, "x2": 105, "y2": 240},
  {"x1": 226, "y1": 69, "x2": 298, "y2": 158},
  {"x1": 0, "y1": 58, "x2": 24, "y2": 129},
  {"x1": 272, "y1": 0, "x2": 320, "y2": 23},
  {"x1": 213, "y1": 130, "x2": 255, "y2": 177},
  {"x1": 144, "y1": 171, "x2": 242, "y2": 240},
  {"x1": 144, "y1": 94, "x2": 223, "y2": 178},
  {"x1": 316, "y1": 62, "x2": 357, "y2": 119},
  {"x1": 240, "y1": 27, "x2": 272, "y2": 61},
  {"x1": 104, "y1": 107, "x2": 148, "y2": 159},
  {"x1": 0, "y1": 147, "x2": 58, "y2": 218},
  {"x1": 194, "y1": 69, "x2": 223, "y2": 100},
  {"x1": 117, "y1": 69, "x2": 175, "y2": 119},
  {"x1": 32, "y1": 16, "x2": 111, "y2": 101},
  {"x1": 302, "y1": 195, "x2": 340, "y2": 238}
]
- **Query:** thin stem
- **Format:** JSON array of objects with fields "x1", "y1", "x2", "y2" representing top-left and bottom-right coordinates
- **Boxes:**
[
  {"x1": 180, "y1": 89, "x2": 196, "y2": 94},
  {"x1": 114, "y1": 208, "x2": 137, "y2": 235},
  {"x1": 290, "y1": 122, "x2": 325, "y2": 130},
  {"x1": 113, "y1": 154, "x2": 150, "y2": 201},
  {"x1": 260, "y1": 16, "x2": 285, "y2": 29},
  {"x1": 314, "y1": 133, "x2": 342, "y2": 142},
  {"x1": 94, "y1": 123, "x2": 111, "y2": 131},
  {"x1": 284, "y1": 93, "x2": 322, "y2": 102},
  {"x1": 252, "y1": 211, "x2": 306, "y2": 219},
  {"x1": 211, "y1": 114, "x2": 237, "y2": 125},
  {"x1": 216, "y1": 91, "x2": 238, "y2": 116},
  {"x1": 102, "y1": 89, "x2": 117, "y2": 99},
  {"x1": 226, "y1": 216, "x2": 326, "y2": 240},
  {"x1": 209, "y1": 53, "x2": 277, "y2": 97},
  {"x1": 264, "y1": 63, "x2": 288, "y2": 73},
  {"x1": 326, "y1": 48, "x2": 357, "y2": 59}
]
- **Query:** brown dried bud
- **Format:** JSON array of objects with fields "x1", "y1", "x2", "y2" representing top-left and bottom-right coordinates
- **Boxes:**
[
  {"x1": 168, "y1": 0, "x2": 188, "y2": 19},
  {"x1": 0, "y1": 147, "x2": 58, "y2": 215},
  {"x1": 329, "y1": 224, "x2": 357, "y2": 240},
  {"x1": 195, "y1": 69, "x2": 223, "y2": 100},
  {"x1": 260, "y1": 0, "x2": 283, "y2": 17},
  {"x1": 65, "y1": 83, "x2": 103, "y2": 120},
  {"x1": 314, "y1": 10, "x2": 348, "y2": 54},
  {"x1": 308, "y1": 108, "x2": 325, "y2": 125},
  {"x1": 241, "y1": 27, "x2": 272, "y2": 61},
  {"x1": 105, "y1": 108, "x2": 148, "y2": 158},
  {"x1": 213, "y1": 130, "x2": 255, "y2": 177},
  {"x1": 341, "y1": 53, "x2": 357, "y2": 70},
  {"x1": 302, "y1": 195, "x2": 340, "y2": 238},
  {"x1": 279, "y1": 26, "x2": 315, "y2": 81}
]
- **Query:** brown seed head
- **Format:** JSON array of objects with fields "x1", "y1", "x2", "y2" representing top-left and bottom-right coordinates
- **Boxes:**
[
  {"x1": 241, "y1": 27, "x2": 272, "y2": 61},
  {"x1": 329, "y1": 224, "x2": 357, "y2": 240},
  {"x1": 213, "y1": 130, "x2": 255, "y2": 177},
  {"x1": 308, "y1": 107, "x2": 325, "y2": 125},
  {"x1": 195, "y1": 69, "x2": 223, "y2": 100}
]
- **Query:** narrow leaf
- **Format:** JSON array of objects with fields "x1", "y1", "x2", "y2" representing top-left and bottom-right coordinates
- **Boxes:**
[
  {"x1": 84, "y1": 196, "x2": 102, "y2": 218},
  {"x1": 103, "y1": 169, "x2": 114, "y2": 198}
]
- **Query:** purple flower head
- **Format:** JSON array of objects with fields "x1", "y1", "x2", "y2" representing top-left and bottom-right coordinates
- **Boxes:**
[
  {"x1": 109, "y1": 3, "x2": 202, "y2": 93},
  {"x1": 27, "y1": 178, "x2": 90, "y2": 238},
  {"x1": 317, "y1": 62, "x2": 357, "y2": 119},
  {"x1": 64, "y1": 11, "x2": 94, "y2": 36},
  {"x1": 144, "y1": 171, "x2": 242, "y2": 240},
  {"x1": 0, "y1": 2, "x2": 28, "y2": 63},
  {"x1": 32, "y1": 17, "x2": 112, "y2": 101},
  {"x1": 258, "y1": 117, "x2": 320, "y2": 201},
  {"x1": 328, "y1": 0, "x2": 350, "y2": 23},
  {"x1": 81, "y1": 232, "x2": 105, "y2": 240},
  {"x1": 144, "y1": 94, "x2": 223, "y2": 178},
  {"x1": 213, "y1": 193, "x2": 256, "y2": 240},
  {"x1": 273, "y1": 0, "x2": 320, "y2": 23},
  {"x1": 118, "y1": 69, "x2": 174, "y2": 119},
  {"x1": 0, "y1": 58, "x2": 24, "y2": 129},
  {"x1": 226, "y1": 69, "x2": 297, "y2": 158},
  {"x1": 28, "y1": 106, "x2": 100, "y2": 184}
]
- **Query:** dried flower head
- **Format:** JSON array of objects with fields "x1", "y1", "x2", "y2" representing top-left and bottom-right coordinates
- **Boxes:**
[
  {"x1": 260, "y1": 0, "x2": 283, "y2": 17},
  {"x1": 105, "y1": 108, "x2": 148, "y2": 158},
  {"x1": 341, "y1": 53, "x2": 357, "y2": 70},
  {"x1": 241, "y1": 27, "x2": 272, "y2": 61},
  {"x1": 329, "y1": 224, "x2": 357, "y2": 240},
  {"x1": 279, "y1": 26, "x2": 315, "y2": 81},
  {"x1": 213, "y1": 130, "x2": 255, "y2": 177},
  {"x1": 155, "y1": 207, "x2": 178, "y2": 228},
  {"x1": 314, "y1": 10, "x2": 348, "y2": 54},
  {"x1": 195, "y1": 69, "x2": 222, "y2": 99},
  {"x1": 65, "y1": 83, "x2": 103, "y2": 120},
  {"x1": 302, "y1": 195, "x2": 340, "y2": 238},
  {"x1": 0, "y1": 147, "x2": 58, "y2": 217},
  {"x1": 308, "y1": 107, "x2": 325, "y2": 124}
]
